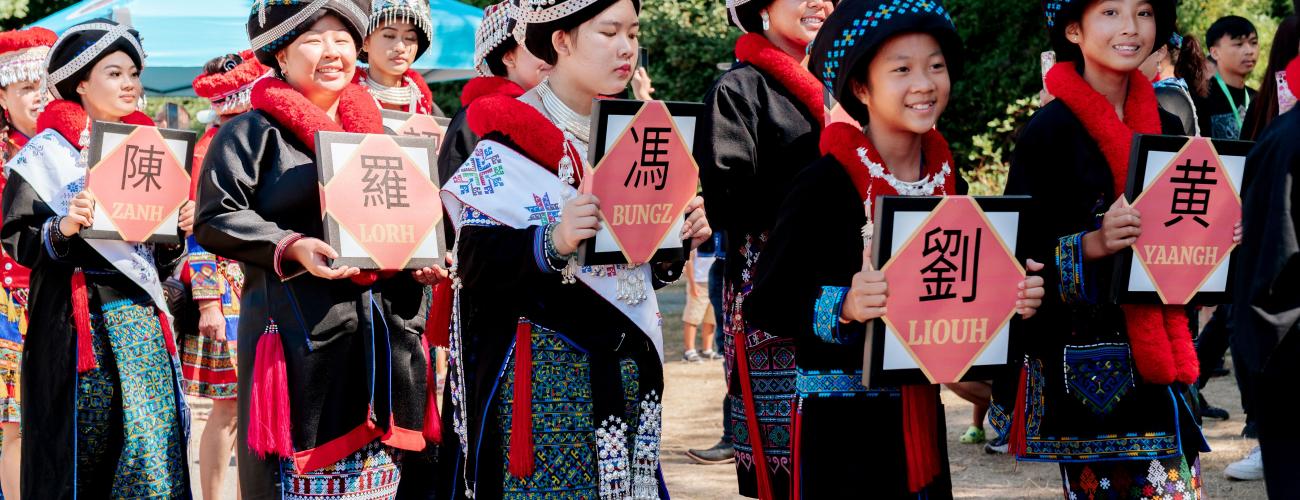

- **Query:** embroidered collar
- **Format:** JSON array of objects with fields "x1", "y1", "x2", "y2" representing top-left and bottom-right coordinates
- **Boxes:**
[
  {"x1": 459, "y1": 75, "x2": 526, "y2": 107},
  {"x1": 466, "y1": 93, "x2": 565, "y2": 175},
  {"x1": 1044, "y1": 61, "x2": 1161, "y2": 199},
  {"x1": 36, "y1": 99, "x2": 153, "y2": 148},
  {"x1": 735, "y1": 32, "x2": 825, "y2": 126},
  {"x1": 820, "y1": 122, "x2": 955, "y2": 205},
  {"x1": 249, "y1": 77, "x2": 384, "y2": 152}
]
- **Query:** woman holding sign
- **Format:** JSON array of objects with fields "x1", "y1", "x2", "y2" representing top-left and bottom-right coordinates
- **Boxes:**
[
  {"x1": 694, "y1": 0, "x2": 835, "y2": 495},
  {"x1": 0, "y1": 19, "x2": 192, "y2": 496},
  {"x1": 195, "y1": 1, "x2": 445, "y2": 497},
  {"x1": 1005, "y1": 0, "x2": 1210, "y2": 496},
  {"x1": 744, "y1": 2, "x2": 1046, "y2": 497},
  {"x1": 357, "y1": 0, "x2": 441, "y2": 116},
  {"x1": 440, "y1": 0, "x2": 710, "y2": 497}
]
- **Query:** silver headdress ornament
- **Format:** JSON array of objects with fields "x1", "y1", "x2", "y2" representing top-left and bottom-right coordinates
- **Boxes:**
[
  {"x1": 0, "y1": 46, "x2": 49, "y2": 88},
  {"x1": 249, "y1": 0, "x2": 371, "y2": 52},
  {"x1": 44, "y1": 23, "x2": 145, "y2": 101},
  {"x1": 725, "y1": 0, "x2": 757, "y2": 33},
  {"x1": 510, "y1": 0, "x2": 601, "y2": 46},
  {"x1": 474, "y1": 1, "x2": 514, "y2": 76},
  {"x1": 370, "y1": 0, "x2": 434, "y2": 44}
]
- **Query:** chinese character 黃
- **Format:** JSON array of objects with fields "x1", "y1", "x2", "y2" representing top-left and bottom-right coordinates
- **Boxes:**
[{"x1": 1164, "y1": 158, "x2": 1217, "y2": 228}]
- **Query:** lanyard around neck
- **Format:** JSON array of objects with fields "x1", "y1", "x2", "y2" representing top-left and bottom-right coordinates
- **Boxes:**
[{"x1": 1214, "y1": 73, "x2": 1249, "y2": 129}]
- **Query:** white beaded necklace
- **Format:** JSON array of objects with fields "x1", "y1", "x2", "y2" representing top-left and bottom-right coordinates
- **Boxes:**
[
  {"x1": 366, "y1": 74, "x2": 418, "y2": 113},
  {"x1": 536, "y1": 79, "x2": 591, "y2": 144}
]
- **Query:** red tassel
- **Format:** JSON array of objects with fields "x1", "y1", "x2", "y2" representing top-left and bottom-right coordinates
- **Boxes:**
[
  {"x1": 158, "y1": 308, "x2": 177, "y2": 357},
  {"x1": 1164, "y1": 307, "x2": 1199, "y2": 385},
  {"x1": 421, "y1": 334, "x2": 443, "y2": 444},
  {"x1": 733, "y1": 330, "x2": 774, "y2": 500},
  {"x1": 71, "y1": 270, "x2": 97, "y2": 373},
  {"x1": 1123, "y1": 304, "x2": 1177, "y2": 384},
  {"x1": 901, "y1": 384, "x2": 940, "y2": 493},
  {"x1": 1009, "y1": 363, "x2": 1029, "y2": 457},
  {"x1": 790, "y1": 399, "x2": 803, "y2": 499},
  {"x1": 247, "y1": 324, "x2": 294, "y2": 458},
  {"x1": 507, "y1": 319, "x2": 534, "y2": 478},
  {"x1": 350, "y1": 271, "x2": 380, "y2": 286},
  {"x1": 426, "y1": 281, "x2": 452, "y2": 348}
]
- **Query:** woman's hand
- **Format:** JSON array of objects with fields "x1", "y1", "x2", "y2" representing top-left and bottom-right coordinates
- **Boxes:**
[
  {"x1": 285, "y1": 237, "x2": 361, "y2": 280},
  {"x1": 413, "y1": 266, "x2": 449, "y2": 286},
  {"x1": 197, "y1": 300, "x2": 226, "y2": 342},
  {"x1": 554, "y1": 194, "x2": 601, "y2": 256},
  {"x1": 178, "y1": 201, "x2": 196, "y2": 235},
  {"x1": 61, "y1": 191, "x2": 96, "y2": 237},
  {"x1": 1017, "y1": 259, "x2": 1046, "y2": 319},
  {"x1": 1233, "y1": 220, "x2": 1243, "y2": 244},
  {"x1": 1084, "y1": 196, "x2": 1141, "y2": 259},
  {"x1": 681, "y1": 196, "x2": 712, "y2": 250},
  {"x1": 631, "y1": 67, "x2": 655, "y2": 101},
  {"x1": 840, "y1": 246, "x2": 888, "y2": 323}
]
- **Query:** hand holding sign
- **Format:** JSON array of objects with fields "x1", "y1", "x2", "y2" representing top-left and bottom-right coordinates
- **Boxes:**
[
  {"x1": 680, "y1": 196, "x2": 711, "y2": 250},
  {"x1": 178, "y1": 200, "x2": 195, "y2": 235},
  {"x1": 1092, "y1": 196, "x2": 1142, "y2": 258},
  {"x1": 555, "y1": 194, "x2": 602, "y2": 256},
  {"x1": 61, "y1": 191, "x2": 97, "y2": 237},
  {"x1": 286, "y1": 237, "x2": 362, "y2": 280},
  {"x1": 1017, "y1": 259, "x2": 1046, "y2": 319},
  {"x1": 842, "y1": 244, "x2": 889, "y2": 324}
]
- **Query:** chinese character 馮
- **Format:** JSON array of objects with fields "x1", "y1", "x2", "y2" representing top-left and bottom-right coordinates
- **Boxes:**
[
  {"x1": 919, "y1": 226, "x2": 982, "y2": 303},
  {"x1": 623, "y1": 126, "x2": 671, "y2": 190},
  {"x1": 360, "y1": 154, "x2": 410, "y2": 209}
]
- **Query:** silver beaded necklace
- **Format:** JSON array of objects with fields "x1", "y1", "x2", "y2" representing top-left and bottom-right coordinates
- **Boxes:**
[
  {"x1": 536, "y1": 79, "x2": 591, "y2": 144},
  {"x1": 366, "y1": 74, "x2": 418, "y2": 113}
]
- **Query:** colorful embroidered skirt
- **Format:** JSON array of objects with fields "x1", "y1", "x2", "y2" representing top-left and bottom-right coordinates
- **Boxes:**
[
  {"x1": 0, "y1": 287, "x2": 27, "y2": 424},
  {"x1": 1062, "y1": 455, "x2": 1202, "y2": 500},
  {"x1": 181, "y1": 332, "x2": 237, "y2": 399},
  {"x1": 77, "y1": 298, "x2": 188, "y2": 497},
  {"x1": 496, "y1": 325, "x2": 663, "y2": 499},
  {"x1": 281, "y1": 440, "x2": 401, "y2": 499}
]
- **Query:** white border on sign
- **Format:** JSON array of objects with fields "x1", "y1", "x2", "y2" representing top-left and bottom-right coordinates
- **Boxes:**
[{"x1": 87, "y1": 129, "x2": 188, "y2": 238}]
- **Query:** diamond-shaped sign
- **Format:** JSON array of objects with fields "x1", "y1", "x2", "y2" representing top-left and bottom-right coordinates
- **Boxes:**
[
  {"x1": 323, "y1": 134, "x2": 441, "y2": 270},
  {"x1": 1130, "y1": 137, "x2": 1239, "y2": 304},
  {"x1": 587, "y1": 101, "x2": 700, "y2": 265},
  {"x1": 880, "y1": 197, "x2": 1025, "y2": 384},
  {"x1": 86, "y1": 126, "x2": 191, "y2": 242},
  {"x1": 395, "y1": 115, "x2": 446, "y2": 144}
]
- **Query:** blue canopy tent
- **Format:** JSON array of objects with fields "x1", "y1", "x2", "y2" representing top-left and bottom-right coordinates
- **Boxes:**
[{"x1": 32, "y1": 0, "x2": 482, "y2": 96}]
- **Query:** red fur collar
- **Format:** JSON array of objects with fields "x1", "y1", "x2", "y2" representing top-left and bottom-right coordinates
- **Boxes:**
[
  {"x1": 735, "y1": 33, "x2": 825, "y2": 126},
  {"x1": 1286, "y1": 56, "x2": 1300, "y2": 105},
  {"x1": 355, "y1": 68, "x2": 436, "y2": 115},
  {"x1": 820, "y1": 122, "x2": 956, "y2": 205},
  {"x1": 466, "y1": 94, "x2": 564, "y2": 172},
  {"x1": 36, "y1": 99, "x2": 154, "y2": 147},
  {"x1": 250, "y1": 78, "x2": 384, "y2": 152},
  {"x1": 1043, "y1": 61, "x2": 1193, "y2": 385},
  {"x1": 460, "y1": 76, "x2": 526, "y2": 107},
  {"x1": 1044, "y1": 62, "x2": 1161, "y2": 199}
]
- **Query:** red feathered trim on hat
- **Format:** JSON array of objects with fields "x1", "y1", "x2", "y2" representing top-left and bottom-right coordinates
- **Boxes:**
[
  {"x1": 460, "y1": 76, "x2": 525, "y2": 107},
  {"x1": 1286, "y1": 56, "x2": 1300, "y2": 104},
  {"x1": 250, "y1": 78, "x2": 384, "y2": 151},
  {"x1": 735, "y1": 33, "x2": 825, "y2": 126},
  {"x1": 192, "y1": 50, "x2": 269, "y2": 100},
  {"x1": 37, "y1": 99, "x2": 154, "y2": 147},
  {"x1": 466, "y1": 94, "x2": 564, "y2": 172},
  {"x1": 0, "y1": 27, "x2": 56, "y2": 54}
]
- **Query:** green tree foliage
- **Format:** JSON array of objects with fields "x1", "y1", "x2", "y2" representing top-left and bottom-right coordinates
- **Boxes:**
[
  {"x1": 638, "y1": 0, "x2": 734, "y2": 102},
  {"x1": 1, "y1": 0, "x2": 77, "y2": 30}
]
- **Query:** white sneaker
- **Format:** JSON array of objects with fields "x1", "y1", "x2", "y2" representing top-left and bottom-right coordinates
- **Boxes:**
[{"x1": 1225, "y1": 446, "x2": 1264, "y2": 481}]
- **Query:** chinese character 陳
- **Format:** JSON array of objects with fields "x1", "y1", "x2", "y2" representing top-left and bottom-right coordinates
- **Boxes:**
[
  {"x1": 1164, "y1": 158, "x2": 1217, "y2": 228},
  {"x1": 122, "y1": 144, "x2": 165, "y2": 192},
  {"x1": 623, "y1": 126, "x2": 672, "y2": 190},
  {"x1": 919, "y1": 226, "x2": 982, "y2": 303},
  {"x1": 360, "y1": 154, "x2": 410, "y2": 209}
]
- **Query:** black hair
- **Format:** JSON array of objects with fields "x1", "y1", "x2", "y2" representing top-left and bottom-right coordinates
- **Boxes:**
[
  {"x1": 204, "y1": 53, "x2": 244, "y2": 76},
  {"x1": 1205, "y1": 15, "x2": 1258, "y2": 58},
  {"x1": 1047, "y1": 0, "x2": 1177, "y2": 64},
  {"x1": 1173, "y1": 35, "x2": 1210, "y2": 98},
  {"x1": 485, "y1": 38, "x2": 519, "y2": 77},
  {"x1": 256, "y1": 10, "x2": 363, "y2": 74},
  {"x1": 524, "y1": 0, "x2": 642, "y2": 66}
]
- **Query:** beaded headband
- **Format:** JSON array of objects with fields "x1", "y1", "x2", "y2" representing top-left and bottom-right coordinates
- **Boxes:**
[
  {"x1": 250, "y1": 0, "x2": 371, "y2": 52},
  {"x1": 45, "y1": 23, "x2": 144, "y2": 101},
  {"x1": 725, "y1": 0, "x2": 757, "y2": 33},
  {"x1": 475, "y1": 1, "x2": 514, "y2": 76},
  {"x1": 370, "y1": 0, "x2": 434, "y2": 44},
  {"x1": 1044, "y1": 0, "x2": 1072, "y2": 28},
  {"x1": 510, "y1": 0, "x2": 601, "y2": 45}
]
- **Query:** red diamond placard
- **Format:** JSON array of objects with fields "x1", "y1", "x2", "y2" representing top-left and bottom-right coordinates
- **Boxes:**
[
  {"x1": 588, "y1": 101, "x2": 700, "y2": 265},
  {"x1": 880, "y1": 197, "x2": 1025, "y2": 384},
  {"x1": 395, "y1": 114, "x2": 446, "y2": 143},
  {"x1": 86, "y1": 126, "x2": 190, "y2": 242},
  {"x1": 323, "y1": 134, "x2": 441, "y2": 270},
  {"x1": 1130, "y1": 137, "x2": 1240, "y2": 304}
]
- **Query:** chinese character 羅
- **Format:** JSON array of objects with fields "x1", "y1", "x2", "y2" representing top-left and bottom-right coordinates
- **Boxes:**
[
  {"x1": 121, "y1": 144, "x2": 165, "y2": 192},
  {"x1": 623, "y1": 126, "x2": 672, "y2": 190},
  {"x1": 1164, "y1": 158, "x2": 1217, "y2": 228},
  {"x1": 919, "y1": 226, "x2": 982, "y2": 303},
  {"x1": 360, "y1": 154, "x2": 410, "y2": 209}
]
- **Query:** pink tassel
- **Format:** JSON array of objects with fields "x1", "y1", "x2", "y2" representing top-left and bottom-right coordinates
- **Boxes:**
[
  {"x1": 421, "y1": 333, "x2": 443, "y2": 444},
  {"x1": 71, "y1": 270, "x2": 96, "y2": 373},
  {"x1": 247, "y1": 324, "x2": 293, "y2": 457}
]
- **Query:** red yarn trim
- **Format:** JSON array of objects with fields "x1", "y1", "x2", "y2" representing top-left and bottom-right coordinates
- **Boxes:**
[
  {"x1": 37, "y1": 100, "x2": 154, "y2": 147},
  {"x1": 249, "y1": 78, "x2": 384, "y2": 152},
  {"x1": 1286, "y1": 56, "x2": 1300, "y2": 105},
  {"x1": 0, "y1": 27, "x2": 55, "y2": 53},
  {"x1": 291, "y1": 420, "x2": 382, "y2": 473},
  {"x1": 508, "y1": 318, "x2": 535, "y2": 478},
  {"x1": 466, "y1": 94, "x2": 565, "y2": 172},
  {"x1": 248, "y1": 325, "x2": 295, "y2": 458},
  {"x1": 191, "y1": 126, "x2": 218, "y2": 201},
  {"x1": 820, "y1": 122, "x2": 958, "y2": 205},
  {"x1": 460, "y1": 76, "x2": 526, "y2": 107},
  {"x1": 1043, "y1": 61, "x2": 1193, "y2": 385},
  {"x1": 192, "y1": 50, "x2": 268, "y2": 100},
  {"x1": 735, "y1": 33, "x2": 826, "y2": 126}
]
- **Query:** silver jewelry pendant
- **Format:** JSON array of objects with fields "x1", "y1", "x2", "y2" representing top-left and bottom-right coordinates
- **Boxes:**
[
  {"x1": 615, "y1": 265, "x2": 647, "y2": 306},
  {"x1": 562, "y1": 256, "x2": 578, "y2": 284}
]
